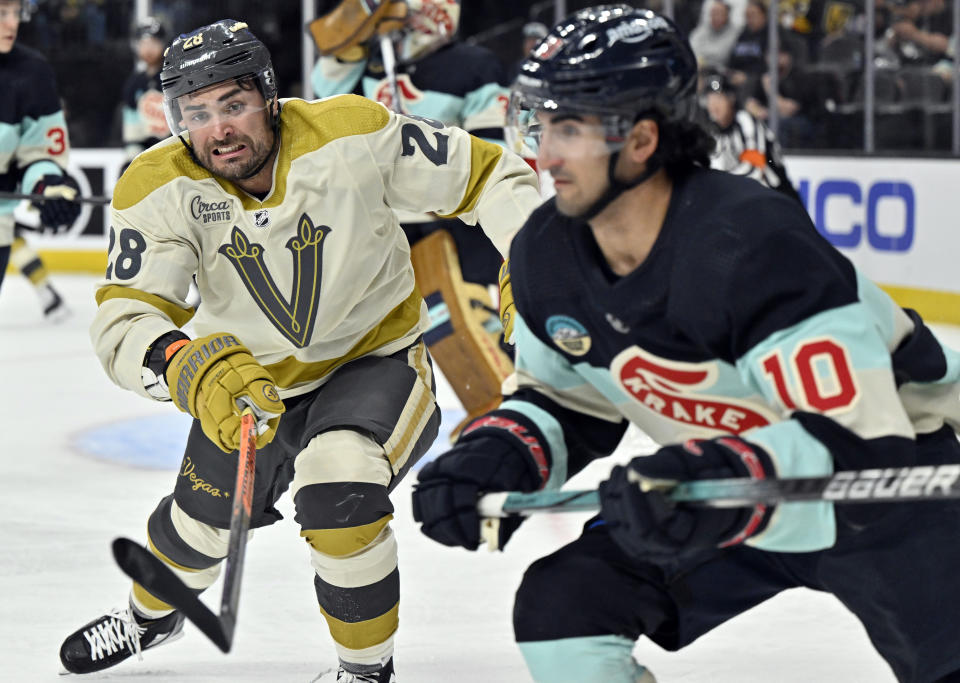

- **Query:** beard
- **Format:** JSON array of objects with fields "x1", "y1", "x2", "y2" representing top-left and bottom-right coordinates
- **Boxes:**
[{"x1": 193, "y1": 127, "x2": 275, "y2": 182}]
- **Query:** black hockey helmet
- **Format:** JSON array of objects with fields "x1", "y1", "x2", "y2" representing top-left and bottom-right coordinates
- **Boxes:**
[
  {"x1": 703, "y1": 71, "x2": 736, "y2": 97},
  {"x1": 512, "y1": 5, "x2": 697, "y2": 125},
  {"x1": 506, "y1": 6, "x2": 704, "y2": 220},
  {"x1": 161, "y1": 19, "x2": 277, "y2": 137}
]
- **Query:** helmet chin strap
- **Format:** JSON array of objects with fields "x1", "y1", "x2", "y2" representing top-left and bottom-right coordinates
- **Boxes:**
[{"x1": 579, "y1": 149, "x2": 661, "y2": 222}]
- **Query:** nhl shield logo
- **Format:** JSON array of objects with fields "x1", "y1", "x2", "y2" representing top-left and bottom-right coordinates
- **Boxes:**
[
  {"x1": 546, "y1": 315, "x2": 591, "y2": 356},
  {"x1": 253, "y1": 209, "x2": 270, "y2": 228}
]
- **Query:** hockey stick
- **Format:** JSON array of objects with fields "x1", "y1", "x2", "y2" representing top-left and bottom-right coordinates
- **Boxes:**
[
  {"x1": 0, "y1": 190, "x2": 111, "y2": 205},
  {"x1": 476, "y1": 464, "x2": 960, "y2": 517},
  {"x1": 379, "y1": 33, "x2": 403, "y2": 114},
  {"x1": 112, "y1": 405, "x2": 259, "y2": 653}
]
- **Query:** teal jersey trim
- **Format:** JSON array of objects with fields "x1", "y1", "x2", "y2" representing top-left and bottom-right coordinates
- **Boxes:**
[
  {"x1": 122, "y1": 107, "x2": 140, "y2": 126},
  {"x1": 499, "y1": 399, "x2": 568, "y2": 489},
  {"x1": 514, "y1": 315, "x2": 596, "y2": 392},
  {"x1": 20, "y1": 159, "x2": 62, "y2": 203},
  {"x1": 519, "y1": 634, "x2": 650, "y2": 683},
  {"x1": 0, "y1": 120, "x2": 18, "y2": 155},
  {"x1": 461, "y1": 81, "x2": 507, "y2": 119},
  {"x1": 745, "y1": 420, "x2": 837, "y2": 552},
  {"x1": 19, "y1": 111, "x2": 65, "y2": 148},
  {"x1": 311, "y1": 59, "x2": 364, "y2": 100},
  {"x1": 856, "y1": 271, "x2": 899, "y2": 347}
]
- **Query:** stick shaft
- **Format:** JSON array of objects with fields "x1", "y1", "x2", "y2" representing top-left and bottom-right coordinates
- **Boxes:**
[
  {"x1": 379, "y1": 34, "x2": 403, "y2": 113},
  {"x1": 479, "y1": 464, "x2": 960, "y2": 517},
  {"x1": 218, "y1": 410, "x2": 257, "y2": 638},
  {"x1": 0, "y1": 190, "x2": 111, "y2": 205}
]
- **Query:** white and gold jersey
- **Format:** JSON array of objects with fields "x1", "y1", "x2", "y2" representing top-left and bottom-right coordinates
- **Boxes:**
[{"x1": 91, "y1": 94, "x2": 540, "y2": 399}]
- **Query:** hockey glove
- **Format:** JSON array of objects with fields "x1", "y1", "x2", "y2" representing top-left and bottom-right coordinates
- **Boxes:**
[
  {"x1": 412, "y1": 412, "x2": 550, "y2": 551},
  {"x1": 164, "y1": 332, "x2": 285, "y2": 453},
  {"x1": 498, "y1": 259, "x2": 516, "y2": 345},
  {"x1": 599, "y1": 437, "x2": 775, "y2": 559},
  {"x1": 31, "y1": 174, "x2": 81, "y2": 232}
]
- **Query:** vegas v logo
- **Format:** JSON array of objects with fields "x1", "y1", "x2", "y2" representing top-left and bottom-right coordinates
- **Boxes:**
[
  {"x1": 218, "y1": 215, "x2": 330, "y2": 347},
  {"x1": 611, "y1": 347, "x2": 777, "y2": 434}
]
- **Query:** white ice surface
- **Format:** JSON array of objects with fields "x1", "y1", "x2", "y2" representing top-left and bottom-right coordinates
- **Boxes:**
[{"x1": 5, "y1": 273, "x2": 955, "y2": 682}]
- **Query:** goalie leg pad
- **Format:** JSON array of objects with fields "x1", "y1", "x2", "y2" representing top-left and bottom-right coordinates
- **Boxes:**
[{"x1": 411, "y1": 229, "x2": 514, "y2": 439}]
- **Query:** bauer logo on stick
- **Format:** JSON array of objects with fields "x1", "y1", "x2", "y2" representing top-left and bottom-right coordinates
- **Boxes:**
[{"x1": 824, "y1": 465, "x2": 960, "y2": 500}]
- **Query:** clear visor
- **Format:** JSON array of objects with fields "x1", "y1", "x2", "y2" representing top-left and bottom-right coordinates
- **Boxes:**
[
  {"x1": 163, "y1": 77, "x2": 270, "y2": 140},
  {"x1": 505, "y1": 90, "x2": 630, "y2": 160}
]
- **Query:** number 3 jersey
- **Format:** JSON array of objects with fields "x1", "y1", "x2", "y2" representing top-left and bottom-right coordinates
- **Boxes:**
[
  {"x1": 0, "y1": 43, "x2": 71, "y2": 246},
  {"x1": 505, "y1": 167, "x2": 960, "y2": 553},
  {"x1": 90, "y1": 94, "x2": 540, "y2": 400}
]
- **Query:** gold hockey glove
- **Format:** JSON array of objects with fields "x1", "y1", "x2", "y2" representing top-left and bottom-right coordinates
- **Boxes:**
[
  {"x1": 164, "y1": 333, "x2": 285, "y2": 453},
  {"x1": 498, "y1": 259, "x2": 516, "y2": 345}
]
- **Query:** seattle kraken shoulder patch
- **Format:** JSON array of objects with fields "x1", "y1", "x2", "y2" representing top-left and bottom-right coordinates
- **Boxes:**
[{"x1": 546, "y1": 315, "x2": 591, "y2": 356}]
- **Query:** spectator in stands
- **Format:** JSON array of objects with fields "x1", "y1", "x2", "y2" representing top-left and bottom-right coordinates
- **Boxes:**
[
  {"x1": 120, "y1": 17, "x2": 170, "y2": 169},
  {"x1": 728, "y1": 0, "x2": 773, "y2": 86},
  {"x1": 703, "y1": 70, "x2": 801, "y2": 201},
  {"x1": 744, "y1": 43, "x2": 820, "y2": 147},
  {"x1": 886, "y1": 0, "x2": 953, "y2": 65},
  {"x1": 690, "y1": 0, "x2": 739, "y2": 69}
]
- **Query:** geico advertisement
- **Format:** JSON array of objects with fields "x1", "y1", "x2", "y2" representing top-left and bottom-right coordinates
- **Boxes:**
[{"x1": 786, "y1": 155, "x2": 957, "y2": 294}]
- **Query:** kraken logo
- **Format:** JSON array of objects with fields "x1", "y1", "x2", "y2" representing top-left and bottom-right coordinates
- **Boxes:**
[{"x1": 218, "y1": 214, "x2": 330, "y2": 347}]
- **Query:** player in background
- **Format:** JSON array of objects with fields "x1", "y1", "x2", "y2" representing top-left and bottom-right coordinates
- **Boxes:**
[
  {"x1": 701, "y1": 70, "x2": 801, "y2": 202},
  {"x1": 120, "y1": 17, "x2": 170, "y2": 171},
  {"x1": 57, "y1": 18, "x2": 540, "y2": 682},
  {"x1": 0, "y1": 0, "x2": 80, "y2": 320},
  {"x1": 412, "y1": 6, "x2": 960, "y2": 682},
  {"x1": 309, "y1": 0, "x2": 517, "y2": 435}
]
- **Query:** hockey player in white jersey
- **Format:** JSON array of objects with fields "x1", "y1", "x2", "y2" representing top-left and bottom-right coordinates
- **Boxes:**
[{"x1": 58, "y1": 18, "x2": 540, "y2": 682}]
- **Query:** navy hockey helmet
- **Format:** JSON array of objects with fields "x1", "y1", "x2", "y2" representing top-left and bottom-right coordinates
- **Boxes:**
[
  {"x1": 160, "y1": 19, "x2": 277, "y2": 139},
  {"x1": 507, "y1": 5, "x2": 698, "y2": 157}
]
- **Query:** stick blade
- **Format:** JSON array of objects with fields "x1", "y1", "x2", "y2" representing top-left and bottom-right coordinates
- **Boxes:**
[{"x1": 111, "y1": 537, "x2": 232, "y2": 652}]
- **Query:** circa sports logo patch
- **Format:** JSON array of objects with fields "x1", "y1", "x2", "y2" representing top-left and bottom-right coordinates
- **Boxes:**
[
  {"x1": 610, "y1": 346, "x2": 778, "y2": 434},
  {"x1": 546, "y1": 315, "x2": 591, "y2": 356},
  {"x1": 189, "y1": 195, "x2": 232, "y2": 225}
]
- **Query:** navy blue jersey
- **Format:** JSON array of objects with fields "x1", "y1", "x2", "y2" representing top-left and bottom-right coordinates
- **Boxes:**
[
  {"x1": 0, "y1": 43, "x2": 70, "y2": 245},
  {"x1": 505, "y1": 167, "x2": 960, "y2": 553}
]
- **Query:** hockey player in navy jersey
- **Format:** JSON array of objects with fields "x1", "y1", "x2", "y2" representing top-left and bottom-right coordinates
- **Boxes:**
[
  {"x1": 0, "y1": 0, "x2": 80, "y2": 319},
  {"x1": 412, "y1": 6, "x2": 960, "y2": 682}
]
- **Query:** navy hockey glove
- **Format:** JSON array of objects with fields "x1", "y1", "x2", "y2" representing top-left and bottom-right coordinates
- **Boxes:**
[
  {"x1": 412, "y1": 412, "x2": 550, "y2": 551},
  {"x1": 599, "y1": 437, "x2": 775, "y2": 559},
  {"x1": 31, "y1": 174, "x2": 81, "y2": 232}
]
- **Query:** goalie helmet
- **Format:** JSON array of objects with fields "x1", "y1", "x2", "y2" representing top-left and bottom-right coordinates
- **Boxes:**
[
  {"x1": 396, "y1": 0, "x2": 460, "y2": 63},
  {"x1": 160, "y1": 19, "x2": 277, "y2": 138}
]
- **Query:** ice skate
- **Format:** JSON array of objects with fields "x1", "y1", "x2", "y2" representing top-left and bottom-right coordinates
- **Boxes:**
[
  {"x1": 41, "y1": 285, "x2": 71, "y2": 323},
  {"x1": 312, "y1": 657, "x2": 396, "y2": 682},
  {"x1": 58, "y1": 607, "x2": 184, "y2": 674}
]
